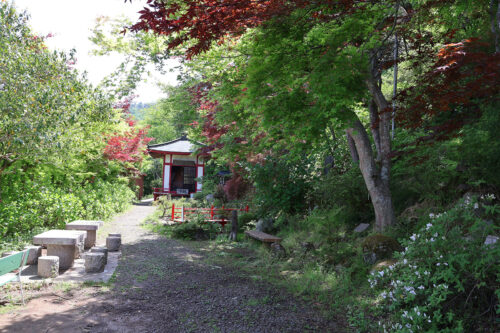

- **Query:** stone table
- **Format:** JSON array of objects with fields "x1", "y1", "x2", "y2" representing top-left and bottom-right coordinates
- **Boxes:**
[
  {"x1": 66, "y1": 220, "x2": 103, "y2": 249},
  {"x1": 33, "y1": 230, "x2": 86, "y2": 270}
]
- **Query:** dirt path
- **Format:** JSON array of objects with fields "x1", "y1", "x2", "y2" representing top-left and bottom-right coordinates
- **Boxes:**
[{"x1": 0, "y1": 201, "x2": 340, "y2": 332}]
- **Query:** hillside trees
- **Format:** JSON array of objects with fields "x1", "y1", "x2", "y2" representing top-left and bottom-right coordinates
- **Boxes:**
[
  {"x1": 0, "y1": 5, "x2": 112, "y2": 180},
  {"x1": 128, "y1": 0, "x2": 499, "y2": 230},
  {"x1": 128, "y1": 0, "x2": 399, "y2": 230},
  {"x1": 0, "y1": 3, "x2": 137, "y2": 240}
]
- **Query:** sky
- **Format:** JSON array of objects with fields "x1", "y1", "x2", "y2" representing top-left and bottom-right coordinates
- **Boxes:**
[{"x1": 13, "y1": 0, "x2": 179, "y2": 103}]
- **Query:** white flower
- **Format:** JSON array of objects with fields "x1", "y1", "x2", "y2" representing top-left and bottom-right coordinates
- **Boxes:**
[
  {"x1": 410, "y1": 234, "x2": 417, "y2": 241},
  {"x1": 474, "y1": 203, "x2": 479, "y2": 209},
  {"x1": 426, "y1": 223, "x2": 432, "y2": 230},
  {"x1": 429, "y1": 213, "x2": 435, "y2": 218}
]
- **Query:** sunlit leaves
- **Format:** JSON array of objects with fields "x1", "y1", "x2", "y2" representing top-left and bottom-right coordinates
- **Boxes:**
[{"x1": 0, "y1": 3, "x2": 114, "y2": 172}]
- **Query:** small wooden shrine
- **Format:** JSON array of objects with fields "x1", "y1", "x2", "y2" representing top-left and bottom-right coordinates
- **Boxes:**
[{"x1": 147, "y1": 135, "x2": 206, "y2": 199}]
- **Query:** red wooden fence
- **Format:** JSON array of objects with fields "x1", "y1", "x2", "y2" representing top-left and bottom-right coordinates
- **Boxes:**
[{"x1": 171, "y1": 204, "x2": 249, "y2": 229}]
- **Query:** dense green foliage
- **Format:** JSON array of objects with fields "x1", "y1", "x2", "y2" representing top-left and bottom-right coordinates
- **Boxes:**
[
  {"x1": 0, "y1": 4, "x2": 138, "y2": 250},
  {"x1": 94, "y1": 0, "x2": 500, "y2": 329}
]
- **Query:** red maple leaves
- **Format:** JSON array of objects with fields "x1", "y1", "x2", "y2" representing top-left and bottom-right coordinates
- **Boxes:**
[
  {"x1": 103, "y1": 97, "x2": 153, "y2": 165},
  {"x1": 128, "y1": 0, "x2": 306, "y2": 58},
  {"x1": 103, "y1": 127, "x2": 152, "y2": 163},
  {"x1": 397, "y1": 38, "x2": 500, "y2": 143}
]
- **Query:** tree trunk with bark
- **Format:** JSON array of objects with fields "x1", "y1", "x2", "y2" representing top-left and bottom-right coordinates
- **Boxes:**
[
  {"x1": 229, "y1": 210, "x2": 238, "y2": 241},
  {"x1": 344, "y1": 53, "x2": 397, "y2": 231},
  {"x1": 491, "y1": 0, "x2": 500, "y2": 53},
  {"x1": 346, "y1": 130, "x2": 359, "y2": 163},
  {"x1": 346, "y1": 116, "x2": 396, "y2": 231}
]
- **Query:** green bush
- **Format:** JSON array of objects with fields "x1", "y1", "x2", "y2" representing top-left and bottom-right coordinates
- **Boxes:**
[
  {"x1": 370, "y1": 197, "x2": 499, "y2": 332},
  {"x1": 311, "y1": 168, "x2": 373, "y2": 228},
  {"x1": 171, "y1": 214, "x2": 218, "y2": 240},
  {"x1": 238, "y1": 212, "x2": 258, "y2": 232},
  {"x1": 0, "y1": 178, "x2": 135, "y2": 243},
  {"x1": 250, "y1": 155, "x2": 314, "y2": 217}
]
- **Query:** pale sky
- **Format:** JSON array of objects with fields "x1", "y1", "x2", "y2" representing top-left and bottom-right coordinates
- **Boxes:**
[{"x1": 13, "y1": 0, "x2": 179, "y2": 103}]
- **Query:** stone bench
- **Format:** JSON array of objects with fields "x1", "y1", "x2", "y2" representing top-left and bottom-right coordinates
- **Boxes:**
[
  {"x1": 33, "y1": 230, "x2": 86, "y2": 270},
  {"x1": 66, "y1": 220, "x2": 103, "y2": 249},
  {"x1": 244, "y1": 230, "x2": 282, "y2": 244}
]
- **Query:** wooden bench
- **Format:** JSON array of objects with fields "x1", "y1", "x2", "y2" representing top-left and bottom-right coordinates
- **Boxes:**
[
  {"x1": 244, "y1": 230, "x2": 282, "y2": 244},
  {"x1": 0, "y1": 250, "x2": 28, "y2": 305}
]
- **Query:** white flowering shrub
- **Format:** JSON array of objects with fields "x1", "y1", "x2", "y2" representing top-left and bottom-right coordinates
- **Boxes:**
[{"x1": 370, "y1": 197, "x2": 499, "y2": 332}]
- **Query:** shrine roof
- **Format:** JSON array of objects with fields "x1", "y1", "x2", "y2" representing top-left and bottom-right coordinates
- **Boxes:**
[{"x1": 147, "y1": 135, "x2": 205, "y2": 156}]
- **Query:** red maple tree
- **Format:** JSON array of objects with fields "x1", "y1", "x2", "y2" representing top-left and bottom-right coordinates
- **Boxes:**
[
  {"x1": 103, "y1": 97, "x2": 153, "y2": 166},
  {"x1": 127, "y1": 0, "x2": 303, "y2": 58},
  {"x1": 396, "y1": 38, "x2": 500, "y2": 145}
]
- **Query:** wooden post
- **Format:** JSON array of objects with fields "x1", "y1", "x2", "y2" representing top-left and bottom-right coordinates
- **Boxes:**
[
  {"x1": 172, "y1": 203, "x2": 175, "y2": 221},
  {"x1": 181, "y1": 206, "x2": 185, "y2": 223},
  {"x1": 229, "y1": 210, "x2": 238, "y2": 241},
  {"x1": 210, "y1": 205, "x2": 214, "y2": 219}
]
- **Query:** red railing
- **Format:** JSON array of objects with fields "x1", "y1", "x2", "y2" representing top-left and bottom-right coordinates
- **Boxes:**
[
  {"x1": 153, "y1": 187, "x2": 191, "y2": 200},
  {"x1": 171, "y1": 204, "x2": 250, "y2": 229}
]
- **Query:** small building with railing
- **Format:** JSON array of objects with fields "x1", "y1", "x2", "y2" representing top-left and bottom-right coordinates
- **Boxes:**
[{"x1": 147, "y1": 135, "x2": 206, "y2": 200}]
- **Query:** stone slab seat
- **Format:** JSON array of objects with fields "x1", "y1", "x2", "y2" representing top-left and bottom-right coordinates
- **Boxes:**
[
  {"x1": 38, "y1": 256, "x2": 59, "y2": 278},
  {"x1": 33, "y1": 230, "x2": 86, "y2": 269},
  {"x1": 71, "y1": 219, "x2": 104, "y2": 227},
  {"x1": 244, "y1": 230, "x2": 282, "y2": 243},
  {"x1": 66, "y1": 220, "x2": 102, "y2": 249}
]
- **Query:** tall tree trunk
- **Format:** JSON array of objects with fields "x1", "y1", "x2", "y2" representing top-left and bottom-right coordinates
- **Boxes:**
[
  {"x1": 345, "y1": 130, "x2": 359, "y2": 163},
  {"x1": 363, "y1": 58, "x2": 397, "y2": 231},
  {"x1": 369, "y1": 99, "x2": 381, "y2": 161},
  {"x1": 491, "y1": 0, "x2": 500, "y2": 53},
  {"x1": 229, "y1": 210, "x2": 238, "y2": 241},
  {"x1": 346, "y1": 116, "x2": 396, "y2": 231}
]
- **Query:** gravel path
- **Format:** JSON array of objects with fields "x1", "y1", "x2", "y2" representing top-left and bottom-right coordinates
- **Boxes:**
[{"x1": 0, "y1": 201, "x2": 341, "y2": 332}]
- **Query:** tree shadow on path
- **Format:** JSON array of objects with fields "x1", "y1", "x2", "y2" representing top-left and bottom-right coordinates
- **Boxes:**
[{"x1": 1, "y1": 201, "x2": 341, "y2": 332}]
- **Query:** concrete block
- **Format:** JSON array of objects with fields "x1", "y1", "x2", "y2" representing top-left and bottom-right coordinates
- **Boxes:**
[
  {"x1": 33, "y1": 230, "x2": 79, "y2": 246},
  {"x1": 24, "y1": 245, "x2": 42, "y2": 264},
  {"x1": 484, "y1": 235, "x2": 499, "y2": 246},
  {"x1": 106, "y1": 237, "x2": 121, "y2": 252},
  {"x1": 38, "y1": 256, "x2": 59, "y2": 278},
  {"x1": 84, "y1": 253, "x2": 105, "y2": 273},
  {"x1": 66, "y1": 221, "x2": 99, "y2": 249},
  {"x1": 354, "y1": 223, "x2": 370, "y2": 233},
  {"x1": 46, "y1": 244, "x2": 75, "y2": 269},
  {"x1": 90, "y1": 246, "x2": 108, "y2": 265},
  {"x1": 83, "y1": 230, "x2": 97, "y2": 249},
  {"x1": 74, "y1": 239, "x2": 85, "y2": 259}
]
